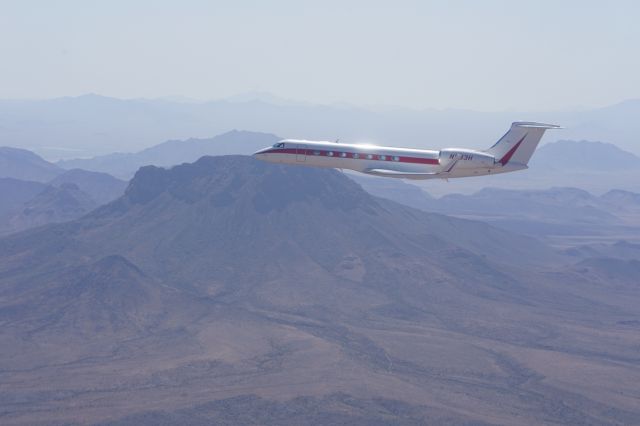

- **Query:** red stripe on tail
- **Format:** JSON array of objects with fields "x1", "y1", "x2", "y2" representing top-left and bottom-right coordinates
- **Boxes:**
[{"x1": 499, "y1": 134, "x2": 527, "y2": 166}]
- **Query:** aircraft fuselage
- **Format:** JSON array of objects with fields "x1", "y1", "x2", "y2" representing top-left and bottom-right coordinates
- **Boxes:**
[{"x1": 254, "y1": 140, "x2": 520, "y2": 180}]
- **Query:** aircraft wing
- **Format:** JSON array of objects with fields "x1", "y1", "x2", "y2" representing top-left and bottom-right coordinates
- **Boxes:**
[
  {"x1": 363, "y1": 159, "x2": 456, "y2": 180},
  {"x1": 363, "y1": 169, "x2": 441, "y2": 180}
]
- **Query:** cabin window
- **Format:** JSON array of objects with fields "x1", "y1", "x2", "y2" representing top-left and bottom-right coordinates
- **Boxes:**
[
  {"x1": 272, "y1": 142, "x2": 285, "y2": 148},
  {"x1": 313, "y1": 150, "x2": 321, "y2": 156},
  {"x1": 353, "y1": 153, "x2": 360, "y2": 159},
  {"x1": 327, "y1": 151, "x2": 334, "y2": 157},
  {"x1": 392, "y1": 156, "x2": 400, "y2": 162},
  {"x1": 379, "y1": 155, "x2": 387, "y2": 161},
  {"x1": 340, "y1": 152, "x2": 347, "y2": 158},
  {"x1": 366, "y1": 154, "x2": 373, "y2": 160}
]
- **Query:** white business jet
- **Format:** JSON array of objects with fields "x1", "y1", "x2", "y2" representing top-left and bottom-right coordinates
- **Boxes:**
[{"x1": 254, "y1": 122, "x2": 560, "y2": 180}]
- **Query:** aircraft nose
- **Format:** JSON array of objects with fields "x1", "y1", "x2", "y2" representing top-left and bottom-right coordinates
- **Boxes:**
[{"x1": 253, "y1": 147, "x2": 270, "y2": 160}]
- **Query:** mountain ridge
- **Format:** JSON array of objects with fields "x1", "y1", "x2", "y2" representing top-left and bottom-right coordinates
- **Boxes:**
[
  {"x1": 49, "y1": 168, "x2": 127, "y2": 204},
  {"x1": 358, "y1": 184, "x2": 640, "y2": 243},
  {"x1": 531, "y1": 139, "x2": 640, "y2": 171},
  {"x1": 0, "y1": 146, "x2": 64, "y2": 182},
  {"x1": 57, "y1": 130, "x2": 279, "y2": 178},
  {"x1": 0, "y1": 182, "x2": 98, "y2": 236}
]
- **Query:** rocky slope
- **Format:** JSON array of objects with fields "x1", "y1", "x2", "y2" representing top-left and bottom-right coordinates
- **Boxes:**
[{"x1": 1, "y1": 156, "x2": 639, "y2": 425}]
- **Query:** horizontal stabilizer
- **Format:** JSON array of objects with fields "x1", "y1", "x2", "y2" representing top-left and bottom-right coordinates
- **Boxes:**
[{"x1": 510, "y1": 122, "x2": 562, "y2": 129}]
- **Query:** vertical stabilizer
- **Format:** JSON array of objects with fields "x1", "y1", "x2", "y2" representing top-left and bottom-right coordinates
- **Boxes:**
[{"x1": 486, "y1": 122, "x2": 561, "y2": 166}]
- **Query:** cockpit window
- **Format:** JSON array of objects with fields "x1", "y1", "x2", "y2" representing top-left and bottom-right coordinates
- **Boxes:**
[{"x1": 272, "y1": 142, "x2": 285, "y2": 149}]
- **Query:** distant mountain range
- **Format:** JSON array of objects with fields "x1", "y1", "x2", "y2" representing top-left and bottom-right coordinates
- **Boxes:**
[
  {"x1": 350, "y1": 176, "x2": 640, "y2": 243},
  {"x1": 0, "y1": 146, "x2": 63, "y2": 182},
  {"x1": 58, "y1": 130, "x2": 279, "y2": 178},
  {"x1": 2, "y1": 94, "x2": 640, "y2": 160},
  {"x1": 2, "y1": 133, "x2": 639, "y2": 237},
  {"x1": 4, "y1": 155, "x2": 639, "y2": 423},
  {"x1": 531, "y1": 139, "x2": 640, "y2": 171},
  {"x1": 0, "y1": 147, "x2": 127, "y2": 235},
  {"x1": 420, "y1": 187, "x2": 640, "y2": 237},
  {"x1": 0, "y1": 133, "x2": 636, "y2": 239},
  {"x1": 49, "y1": 168, "x2": 128, "y2": 204}
]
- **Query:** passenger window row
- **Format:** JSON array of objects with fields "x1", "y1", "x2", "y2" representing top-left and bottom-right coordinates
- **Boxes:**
[{"x1": 310, "y1": 150, "x2": 399, "y2": 161}]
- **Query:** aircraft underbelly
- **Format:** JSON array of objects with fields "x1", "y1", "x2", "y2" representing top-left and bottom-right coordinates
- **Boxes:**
[
  {"x1": 301, "y1": 155, "x2": 435, "y2": 173},
  {"x1": 273, "y1": 152, "x2": 514, "y2": 179}
]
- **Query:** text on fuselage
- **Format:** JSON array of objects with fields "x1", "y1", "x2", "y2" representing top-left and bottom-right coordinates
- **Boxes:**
[{"x1": 449, "y1": 153, "x2": 474, "y2": 161}]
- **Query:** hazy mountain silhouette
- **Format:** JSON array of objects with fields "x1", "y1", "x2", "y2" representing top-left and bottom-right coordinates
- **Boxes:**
[
  {"x1": 348, "y1": 178, "x2": 640, "y2": 260},
  {"x1": 1, "y1": 156, "x2": 639, "y2": 424},
  {"x1": 3, "y1": 94, "x2": 640, "y2": 160},
  {"x1": 530, "y1": 140, "x2": 640, "y2": 171},
  {"x1": 58, "y1": 130, "x2": 280, "y2": 178},
  {"x1": 49, "y1": 168, "x2": 127, "y2": 204},
  {"x1": 368, "y1": 185, "x2": 640, "y2": 240},
  {"x1": 0, "y1": 168, "x2": 125, "y2": 235},
  {"x1": 0, "y1": 146, "x2": 63, "y2": 182},
  {"x1": 425, "y1": 187, "x2": 615, "y2": 221}
]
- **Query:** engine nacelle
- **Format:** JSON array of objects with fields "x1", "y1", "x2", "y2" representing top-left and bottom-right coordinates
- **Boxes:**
[{"x1": 439, "y1": 149, "x2": 495, "y2": 169}]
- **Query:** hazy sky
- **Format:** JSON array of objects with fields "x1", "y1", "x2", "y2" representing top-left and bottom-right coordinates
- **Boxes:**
[{"x1": 1, "y1": 1, "x2": 639, "y2": 111}]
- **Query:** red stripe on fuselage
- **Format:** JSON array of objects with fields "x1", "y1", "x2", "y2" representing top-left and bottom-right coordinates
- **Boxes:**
[
  {"x1": 262, "y1": 148, "x2": 439, "y2": 165},
  {"x1": 265, "y1": 148, "x2": 298, "y2": 155},
  {"x1": 398, "y1": 156, "x2": 439, "y2": 165}
]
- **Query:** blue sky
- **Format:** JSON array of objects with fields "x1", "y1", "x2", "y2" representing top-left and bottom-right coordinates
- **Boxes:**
[{"x1": 1, "y1": 0, "x2": 639, "y2": 110}]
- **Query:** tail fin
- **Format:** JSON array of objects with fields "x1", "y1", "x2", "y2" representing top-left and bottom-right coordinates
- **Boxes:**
[{"x1": 486, "y1": 122, "x2": 561, "y2": 166}]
